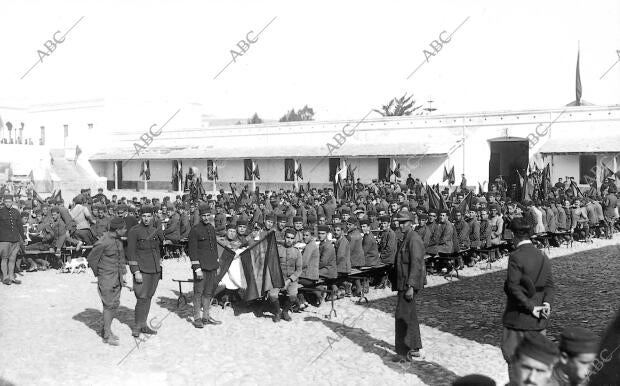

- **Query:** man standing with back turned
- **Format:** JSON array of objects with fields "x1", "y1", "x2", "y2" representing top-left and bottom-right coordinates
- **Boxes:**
[
  {"x1": 502, "y1": 217, "x2": 554, "y2": 385},
  {"x1": 390, "y1": 211, "x2": 426, "y2": 362}
]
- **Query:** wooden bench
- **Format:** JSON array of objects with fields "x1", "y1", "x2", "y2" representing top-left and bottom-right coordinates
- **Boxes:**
[{"x1": 298, "y1": 282, "x2": 338, "y2": 319}]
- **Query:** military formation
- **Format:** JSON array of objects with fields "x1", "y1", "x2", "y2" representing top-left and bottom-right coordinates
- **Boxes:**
[{"x1": 0, "y1": 175, "x2": 616, "y2": 384}]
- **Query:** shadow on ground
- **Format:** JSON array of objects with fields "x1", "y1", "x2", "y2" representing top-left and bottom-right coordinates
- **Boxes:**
[
  {"x1": 72, "y1": 306, "x2": 135, "y2": 336},
  {"x1": 304, "y1": 316, "x2": 458, "y2": 386},
  {"x1": 364, "y1": 245, "x2": 620, "y2": 346}
]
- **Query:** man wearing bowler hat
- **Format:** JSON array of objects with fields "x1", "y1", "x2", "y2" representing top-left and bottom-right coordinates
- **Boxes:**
[
  {"x1": 127, "y1": 204, "x2": 164, "y2": 337},
  {"x1": 390, "y1": 211, "x2": 425, "y2": 362}
]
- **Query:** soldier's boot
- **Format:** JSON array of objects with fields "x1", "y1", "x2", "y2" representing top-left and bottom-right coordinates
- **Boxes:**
[
  {"x1": 202, "y1": 296, "x2": 222, "y2": 325},
  {"x1": 362, "y1": 279, "x2": 370, "y2": 294},
  {"x1": 270, "y1": 298, "x2": 281, "y2": 323},
  {"x1": 193, "y1": 296, "x2": 204, "y2": 328},
  {"x1": 343, "y1": 282, "x2": 353, "y2": 297},
  {"x1": 132, "y1": 299, "x2": 147, "y2": 337},
  {"x1": 281, "y1": 298, "x2": 293, "y2": 322},
  {"x1": 140, "y1": 297, "x2": 157, "y2": 334},
  {"x1": 374, "y1": 275, "x2": 387, "y2": 289},
  {"x1": 102, "y1": 309, "x2": 119, "y2": 346},
  {"x1": 296, "y1": 293, "x2": 308, "y2": 311}
]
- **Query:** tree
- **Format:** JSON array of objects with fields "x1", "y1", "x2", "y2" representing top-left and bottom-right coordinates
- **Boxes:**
[
  {"x1": 373, "y1": 93, "x2": 422, "y2": 117},
  {"x1": 247, "y1": 113, "x2": 263, "y2": 124},
  {"x1": 279, "y1": 105, "x2": 315, "y2": 122}
]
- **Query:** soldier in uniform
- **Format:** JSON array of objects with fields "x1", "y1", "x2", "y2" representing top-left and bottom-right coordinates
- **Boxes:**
[
  {"x1": 87, "y1": 217, "x2": 127, "y2": 346},
  {"x1": 512, "y1": 333, "x2": 559, "y2": 386},
  {"x1": 189, "y1": 204, "x2": 222, "y2": 328},
  {"x1": 127, "y1": 205, "x2": 164, "y2": 337},
  {"x1": 0, "y1": 194, "x2": 24, "y2": 285},
  {"x1": 548, "y1": 327, "x2": 599, "y2": 386},
  {"x1": 390, "y1": 211, "x2": 425, "y2": 361},
  {"x1": 269, "y1": 229, "x2": 303, "y2": 323}
]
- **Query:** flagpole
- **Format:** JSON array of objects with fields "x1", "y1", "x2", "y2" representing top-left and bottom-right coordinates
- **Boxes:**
[{"x1": 143, "y1": 162, "x2": 148, "y2": 193}]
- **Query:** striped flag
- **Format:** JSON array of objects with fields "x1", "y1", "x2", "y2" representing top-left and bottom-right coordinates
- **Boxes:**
[
  {"x1": 576, "y1": 49, "x2": 582, "y2": 105},
  {"x1": 295, "y1": 159, "x2": 303, "y2": 180},
  {"x1": 212, "y1": 242, "x2": 238, "y2": 294},
  {"x1": 239, "y1": 232, "x2": 284, "y2": 301},
  {"x1": 252, "y1": 160, "x2": 260, "y2": 180}
]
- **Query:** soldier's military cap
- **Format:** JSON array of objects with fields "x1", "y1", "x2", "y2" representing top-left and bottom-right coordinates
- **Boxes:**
[
  {"x1": 265, "y1": 213, "x2": 276, "y2": 221},
  {"x1": 236, "y1": 219, "x2": 248, "y2": 226},
  {"x1": 359, "y1": 218, "x2": 370, "y2": 225},
  {"x1": 292, "y1": 216, "x2": 303, "y2": 223},
  {"x1": 378, "y1": 215, "x2": 390, "y2": 222},
  {"x1": 332, "y1": 214, "x2": 341, "y2": 220},
  {"x1": 225, "y1": 223, "x2": 236, "y2": 230},
  {"x1": 452, "y1": 374, "x2": 496, "y2": 386},
  {"x1": 139, "y1": 205, "x2": 154, "y2": 214},
  {"x1": 109, "y1": 217, "x2": 126, "y2": 231},
  {"x1": 317, "y1": 225, "x2": 330, "y2": 232},
  {"x1": 419, "y1": 213, "x2": 428, "y2": 221},
  {"x1": 515, "y1": 333, "x2": 558, "y2": 366},
  {"x1": 340, "y1": 207, "x2": 350, "y2": 214},
  {"x1": 394, "y1": 211, "x2": 415, "y2": 222},
  {"x1": 439, "y1": 209, "x2": 450, "y2": 215},
  {"x1": 559, "y1": 327, "x2": 599, "y2": 354},
  {"x1": 276, "y1": 214, "x2": 287, "y2": 222},
  {"x1": 198, "y1": 203, "x2": 210, "y2": 215},
  {"x1": 166, "y1": 202, "x2": 175, "y2": 210},
  {"x1": 117, "y1": 204, "x2": 128, "y2": 212},
  {"x1": 428, "y1": 209, "x2": 438, "y2": 215},
  {"x1": 347, "y1": 217, "x2": 358, "y2": 225}
]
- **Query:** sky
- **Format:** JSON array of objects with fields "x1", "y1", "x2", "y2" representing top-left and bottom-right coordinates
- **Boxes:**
[{"x1": 1, "y1": 0, "x2": 619, "y2": 122}]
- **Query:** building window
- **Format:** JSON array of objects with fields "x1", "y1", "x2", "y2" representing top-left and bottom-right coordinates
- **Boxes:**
[
  {"x1": 40, "y1": 126, "x2": 45, "y2": 145},
  {"x1": 64, "y1": 124, "x2": 69, "y2": 138},
  {"x1": 579, "y1": 155, "x2": 596, "y2": 184},
  {"x1": 244, "y1": 159, "x2": 253, "y2": 181},
  {"x1": 329, "y1": 158, "x2": 340, "y2": 182},
  {"x1": 378, "y1": 158, "x2": 390, "y2": 181},
  {"x1": 284, "y1": 159, "x2": 295, "y2": 181}
]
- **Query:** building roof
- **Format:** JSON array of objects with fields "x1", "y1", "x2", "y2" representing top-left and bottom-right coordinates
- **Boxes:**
[
  {"x1": 89, "y1": 126, "x2": 459, "y2": 160},
  {"x1": 539, "y1": 136, "x2": 620, "y2": 154}
]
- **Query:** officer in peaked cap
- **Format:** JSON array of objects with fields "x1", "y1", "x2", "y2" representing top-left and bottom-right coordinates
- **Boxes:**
[{"x1": 126, "y1": 204, "x2": 164, "y2": 337}]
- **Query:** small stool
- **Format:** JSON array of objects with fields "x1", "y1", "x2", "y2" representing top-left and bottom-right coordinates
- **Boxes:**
[{"x1": 172, "y1": 278, "x2": 195, "y2": 308}]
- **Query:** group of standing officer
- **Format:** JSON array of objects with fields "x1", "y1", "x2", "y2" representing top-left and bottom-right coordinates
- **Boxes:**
[{"x1": 88, "y1": 203, "x2": 222, "y2": 345}]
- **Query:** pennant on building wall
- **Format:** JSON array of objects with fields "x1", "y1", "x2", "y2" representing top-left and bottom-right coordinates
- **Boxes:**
[
  {"x1": 390, "y1": 158, "x2": 401, "y2": 178},
  {"x1": 140, "y1": 160, "x2": 151, "y2": 181},
  {"x1": 576, "y1": 49, "x2": 582, "y2": 106},
  {"x1": 602, "y1": 163, "x2": 615, "y2": 180},
  {"x1": 252, "y1": 160, "x2": 260, "y2": 180},
  {"x1": 448, "y1": 166, "x2": 455, "y2": 185},
  {"x1": 295, "y1": 159, "x2": 303, "y2": 180}
]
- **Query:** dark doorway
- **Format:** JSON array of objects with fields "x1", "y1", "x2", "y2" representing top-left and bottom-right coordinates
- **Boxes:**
[
  {"x1": 329, "y1": 158, "x2": 340, "y2": 182},
  {"x1": 378, "y1": 158, "x2": 390, "y2": 181},
  {"x1": 115, "y1": 161, "x2": 123, "y2": 188},
  {"x1": 578, "y1": 155, "x2": 596, "y2": 184},
  {"x1": 488, "y1": 139, "x2": 529, "y2": 197}
]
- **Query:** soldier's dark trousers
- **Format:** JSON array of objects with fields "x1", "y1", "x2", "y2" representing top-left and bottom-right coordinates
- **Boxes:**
[
  {"x1": 133, "y1": 272, "x2": 160, "y2": 330},
  {"x1": 193, "y1": 269, "x2": 217, "y2": 319},
  {"x1": 395, "y1": 290, "x2": 422, "y2": 356},
  {"x1": 98, "y1": 272, "x2": 122, "y2": 338}
]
